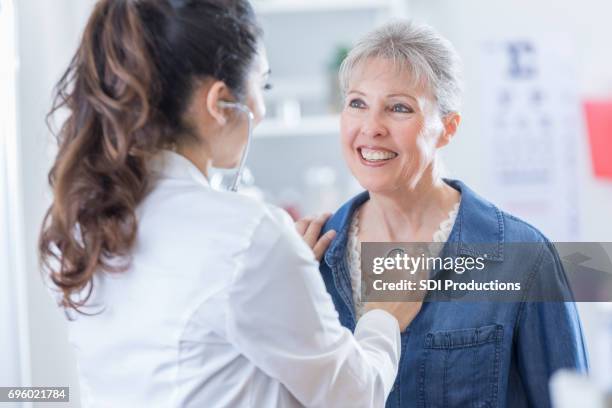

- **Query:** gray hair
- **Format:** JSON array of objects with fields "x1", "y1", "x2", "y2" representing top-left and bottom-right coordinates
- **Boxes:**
[{"x1": 339, "y1": 20, "x2": 463, "y2": 116}]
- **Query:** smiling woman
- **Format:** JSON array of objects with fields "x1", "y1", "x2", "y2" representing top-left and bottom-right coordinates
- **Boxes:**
[
  {"x1": 318, "y1": 20, "x2": 588, "y2": 408},
  {"x1": 338, "y1": 22, "x2": 462, "y2": 194}
]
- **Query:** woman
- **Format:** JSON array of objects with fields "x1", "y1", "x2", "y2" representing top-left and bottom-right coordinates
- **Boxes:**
[
  {"x1": 319, "y1": 21, "x2": 588, "y2": 408},
  {"x1": 38, "y1": 1, "x2": 423, "y2": 406}
]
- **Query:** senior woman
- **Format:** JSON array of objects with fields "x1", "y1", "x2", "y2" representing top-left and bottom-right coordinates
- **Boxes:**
[{"x1": 319, "y1": 21, "x2": 588, "y2": 408}]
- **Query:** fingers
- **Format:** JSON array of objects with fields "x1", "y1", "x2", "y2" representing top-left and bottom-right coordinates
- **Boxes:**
[
  {"x1": 295, "y1": 212, "x2": 335, "y2": 261},
  {"x1": 312, "y1": 229, "x2": 336, "y2": 261},
  {"x1": 302, "y1": 213, "x2": 331, "y2": 248},
  {"x1": 294, "y1": 217, "x2": 313, "y2": 236}
]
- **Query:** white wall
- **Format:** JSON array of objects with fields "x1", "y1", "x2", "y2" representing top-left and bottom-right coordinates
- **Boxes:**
[
  {"x1": 407, "y1": 0, "x2": 612, "y2": 240},
  {"x1": 1, "y1": 0, "x2": 27, "y2": 398},
  {"x1": 16, "y1": 1, "x2": 96, "y2": 406}
]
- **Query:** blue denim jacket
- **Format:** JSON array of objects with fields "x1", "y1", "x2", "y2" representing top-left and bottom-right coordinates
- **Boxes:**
[{"x1": 320, "y1": 179, "x2": 588, "y2": 408}]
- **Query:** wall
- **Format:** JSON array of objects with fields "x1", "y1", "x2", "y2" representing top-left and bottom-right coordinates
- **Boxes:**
[
  {"x1": 407, "y1": 0, "x2": 612, "y2": 240},
  {"x1": 16, "y1": 1, "x2": 96, "y2": 406}
]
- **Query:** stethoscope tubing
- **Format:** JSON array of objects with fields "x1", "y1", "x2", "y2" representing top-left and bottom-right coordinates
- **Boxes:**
[{"x1": 218, "y1": 101, "x2": 255, "y2": 192}]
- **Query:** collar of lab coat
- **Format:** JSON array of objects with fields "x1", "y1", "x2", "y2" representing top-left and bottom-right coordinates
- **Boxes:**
[{"x1": 149, "y1": 149, "x2": 210, "y2": 189}]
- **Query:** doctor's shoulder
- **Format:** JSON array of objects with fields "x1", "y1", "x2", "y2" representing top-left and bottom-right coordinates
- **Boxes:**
[
  {"x1": 140, "y1": 182, "x2": 293, "y2": 242},
  {"x1": 207, "y1": 192, "x2": 310, "y2": 258}
]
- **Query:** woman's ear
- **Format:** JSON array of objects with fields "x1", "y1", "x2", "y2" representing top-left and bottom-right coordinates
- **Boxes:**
[
  {"x1": 205, "y1": 81, "x2": 232, "y2": 126},
  {"x1": 436, "y1": 112, "x2": 461, "y2": 148}
]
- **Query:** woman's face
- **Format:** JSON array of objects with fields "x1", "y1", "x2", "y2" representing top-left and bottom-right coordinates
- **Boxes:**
[
  {"x1": 213, "y1": 46, "x2": 270, "y2": 168},
  {"x1": 340, "y1": 57, "x2": 447, "y2": 193},
  {"x1": 245, "y1": 46, "x2": 271, "y2": 126}
]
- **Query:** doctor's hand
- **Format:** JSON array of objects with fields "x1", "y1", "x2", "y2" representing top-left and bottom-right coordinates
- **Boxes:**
[
  {"x1": 363, "y1": 267, "x2": 427, "y2": 331},
  {"x1": 364, "y1": 262, "x2": 427, "y2": 331},
  {"x1": 295, "y1": 213, "x2": 336, "y2": 262},
  {"x1": 363, "y1": 301, "x2": 424, "y2": 332}
]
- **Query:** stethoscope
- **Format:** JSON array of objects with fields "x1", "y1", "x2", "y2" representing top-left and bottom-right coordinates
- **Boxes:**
[{"x1": 217, "y1": 100, "x2": 255, "y2": 192}]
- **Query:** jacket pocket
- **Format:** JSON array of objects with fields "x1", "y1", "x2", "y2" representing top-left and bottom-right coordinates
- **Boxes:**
[{"x1": 418, "y1": 324, "x2": 503, "y2": 408}]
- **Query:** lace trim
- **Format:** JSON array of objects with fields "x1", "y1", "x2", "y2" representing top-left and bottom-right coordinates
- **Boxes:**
[
  {"x1": 346, "y1": 208, "x2": 364, "y2": 319},
  {"x1": 433, "y1": 202, "x2": 460, "y2": 243},
  {"x1": 346, "y1": 202, "x2": 460, "y2": 320}
]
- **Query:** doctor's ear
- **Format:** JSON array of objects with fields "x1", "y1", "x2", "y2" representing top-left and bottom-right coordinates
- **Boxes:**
[{"x1": 205, "y1": 81, "x2": 233, "y2": 126}]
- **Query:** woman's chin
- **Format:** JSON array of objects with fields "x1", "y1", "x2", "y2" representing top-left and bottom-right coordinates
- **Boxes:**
[
  {"x1": 354, "y1": 175, "x2": 397, "y2": 194},
  {"x1": 212, "y1": 157, "x2": 241, "y2": 169}
]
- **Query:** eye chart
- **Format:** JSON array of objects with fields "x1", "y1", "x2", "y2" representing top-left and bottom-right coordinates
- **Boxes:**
[{"x1": 481, "y1": 38, "x2": 582, "y2": 241}]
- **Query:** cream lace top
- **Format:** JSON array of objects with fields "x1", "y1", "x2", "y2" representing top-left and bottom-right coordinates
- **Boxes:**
[{"x1": 347, "y1": 202, "x2": 460, "y2": 319}]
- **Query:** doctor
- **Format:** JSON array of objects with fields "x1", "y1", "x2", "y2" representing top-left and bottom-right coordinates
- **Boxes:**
[{"x1": 38, "y1": 0, "x2": 422, "y2": 406}]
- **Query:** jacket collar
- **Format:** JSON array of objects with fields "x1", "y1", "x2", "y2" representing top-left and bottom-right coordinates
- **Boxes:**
[
  {"x1": 149, "y1": 149, "x2": 210, "y2": 189},
  {"x1": 445, "y1": 179, "x2": 504, "y2": 261},
  {"x1": 323, "y1": 179, "x2": 505, "y2": 267}
]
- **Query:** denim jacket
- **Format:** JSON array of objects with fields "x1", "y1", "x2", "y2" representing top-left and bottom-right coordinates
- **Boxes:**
[{"x1": 319, "y1": 179, "x2": 588, "y2": 408}]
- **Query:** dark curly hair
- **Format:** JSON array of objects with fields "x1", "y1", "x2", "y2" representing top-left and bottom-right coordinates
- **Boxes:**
[{"x1": 39, "y1": 0, "x2": 261, "y2": 312}]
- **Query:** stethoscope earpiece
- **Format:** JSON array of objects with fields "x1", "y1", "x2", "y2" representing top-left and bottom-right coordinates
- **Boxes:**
[{"x1": 218, "y1": 100, "x2": 238, "y2": 109}]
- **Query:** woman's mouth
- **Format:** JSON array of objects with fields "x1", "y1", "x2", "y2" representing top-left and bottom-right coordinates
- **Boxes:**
[{"x1": 358, "y1": 147, "x2": 398, "y2": 166}]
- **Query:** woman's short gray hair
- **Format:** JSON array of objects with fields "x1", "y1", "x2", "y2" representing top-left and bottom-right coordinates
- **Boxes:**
[{"x1": 339, "y1": 20, "x2": 463, "y2": 116}]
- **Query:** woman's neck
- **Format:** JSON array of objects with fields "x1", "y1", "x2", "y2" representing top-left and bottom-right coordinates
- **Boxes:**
[
  {"x1": 359, "y1": 173, "x2": 460, "y2": 242},
  {"x1": 176, "y1": 142, "x2": 212, "y2": 178}
]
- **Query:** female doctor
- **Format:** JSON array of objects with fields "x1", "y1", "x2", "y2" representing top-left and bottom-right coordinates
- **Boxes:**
[{"x1": 38, "y1": 0, "x2": 422, "y2": 406}]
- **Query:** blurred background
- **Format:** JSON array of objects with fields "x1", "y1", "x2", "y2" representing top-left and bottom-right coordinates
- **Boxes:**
[{"x1": 1, "y1": 0, "x2": 611, "y2": 406}]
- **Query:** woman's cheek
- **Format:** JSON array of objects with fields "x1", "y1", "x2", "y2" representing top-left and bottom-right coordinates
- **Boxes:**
[
  {"x1": 248, "y1": 93, "x2": 266, "y2": 125},
  {"x1": 340, "y1": 135, "x2": 355, "y2": 167},
  {"x1": 341, "y1": 114, "x2": 363, "y2": 139},
  {"x1": 339, "y1": 121, "x2": 356, "y2": 154}
]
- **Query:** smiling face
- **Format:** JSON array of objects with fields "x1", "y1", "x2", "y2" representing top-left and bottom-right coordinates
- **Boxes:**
[{"x1": 340, "y1": 57, "x2": 450, "y2": 193}]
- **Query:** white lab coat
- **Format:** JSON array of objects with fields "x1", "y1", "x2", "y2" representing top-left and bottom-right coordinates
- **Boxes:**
[{"x1": 60, "y1": 150, "x2": 400, "y2": 407}]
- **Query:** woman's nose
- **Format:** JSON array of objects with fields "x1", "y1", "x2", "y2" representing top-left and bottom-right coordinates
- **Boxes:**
[{"x1": 360, "y1": 110, "x2": 387, "y2": 138}]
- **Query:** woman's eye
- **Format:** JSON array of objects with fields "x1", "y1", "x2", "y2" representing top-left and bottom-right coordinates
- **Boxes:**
[
  {"x1": 263, "y1": 82, "x2": 273, "y2": 91},
  {"x1": 348, "y1": 99, "x2": 365, "y2": 109},
  {"x1": 390, "y1": 103, "x2": 413, "y2": 113}
]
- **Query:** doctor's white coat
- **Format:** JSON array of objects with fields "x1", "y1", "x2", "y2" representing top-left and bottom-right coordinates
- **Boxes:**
[{"x1": 59, "y1": 150, "x2": 400, "y2": 408}]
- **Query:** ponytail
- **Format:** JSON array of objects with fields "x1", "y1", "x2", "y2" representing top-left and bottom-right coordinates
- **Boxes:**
[
  {"x1": 39, "y1": 0, "x2": 261, "y2": 313},
  {"x1": 40, "y1": 0, "x2": 155, "y2": 312}
]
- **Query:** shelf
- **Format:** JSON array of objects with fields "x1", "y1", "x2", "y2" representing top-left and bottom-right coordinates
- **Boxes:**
[
  {"x1": 253, "y1": 0, "x2": 393, "y2": 15},
  {"x1": 263, "y1": 76, "x2": 328, "y2": 101},
  {"x1": 254, "y1": 114, "x2": 340, "y2": 138}
]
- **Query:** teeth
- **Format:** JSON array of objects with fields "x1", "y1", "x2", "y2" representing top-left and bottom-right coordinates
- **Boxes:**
[{"x1": 360, "y1": 148, "x2": 397, "y2": 161}]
